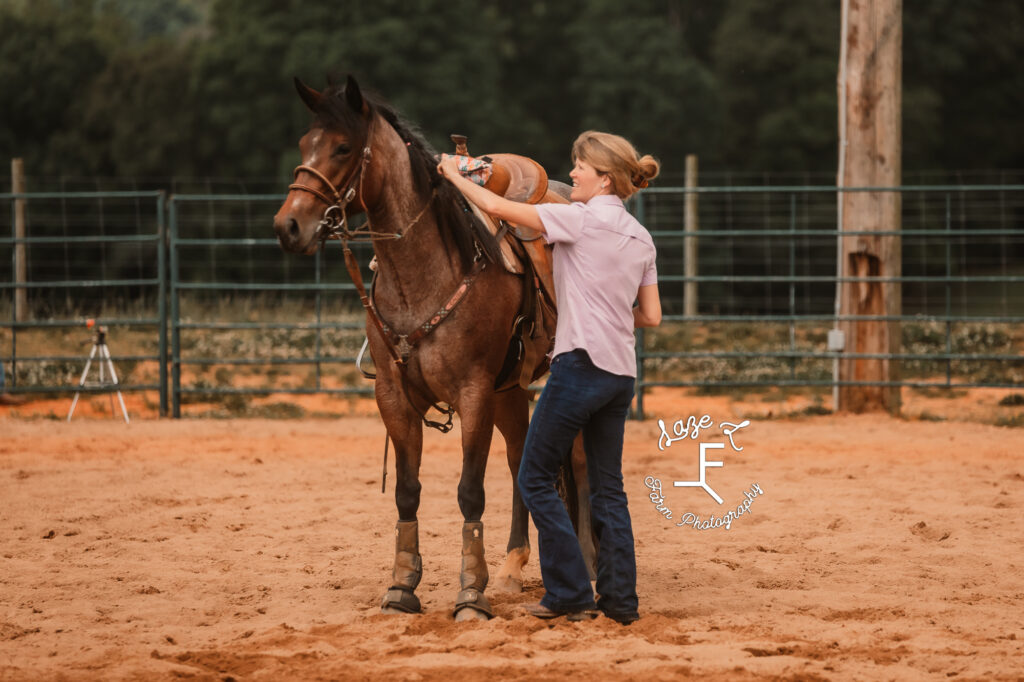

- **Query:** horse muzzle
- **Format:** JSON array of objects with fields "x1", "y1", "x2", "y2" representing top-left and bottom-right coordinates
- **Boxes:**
[{"x1": 273, "y1": 211, "x2": 321, "y2": 255}]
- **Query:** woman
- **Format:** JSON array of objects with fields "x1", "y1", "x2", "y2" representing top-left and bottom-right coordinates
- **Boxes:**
[{"x1": 438, "y1": 131, "x2": 661, "y2": 625}]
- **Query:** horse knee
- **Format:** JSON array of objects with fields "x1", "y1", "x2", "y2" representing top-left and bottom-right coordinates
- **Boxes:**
[{"x1": 457, "y1": 481, "x2": 485, "y2": 520}]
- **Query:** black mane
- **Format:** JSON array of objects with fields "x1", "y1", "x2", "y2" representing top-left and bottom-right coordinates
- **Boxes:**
[{"x1": 313, "y1": 84, "x2": 502, "y2": 269}]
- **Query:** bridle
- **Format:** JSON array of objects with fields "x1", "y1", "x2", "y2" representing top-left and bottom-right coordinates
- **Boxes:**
[
  {"x1": 285, "y1": 111, "x2": 482, "y2": 434},
  {"x1": 288, "y1": 116, "x2": 435, "y2": 245}
]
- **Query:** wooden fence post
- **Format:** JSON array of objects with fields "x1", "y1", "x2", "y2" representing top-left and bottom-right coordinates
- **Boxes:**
[
  {"x1": 837, "y1": 0, "x2": 903, "y2": 414},
  {"x1": 12, "y1": 158, "x2": 27, "y2": 323},
  {"x1": 684, "y1": 154, "x2": 698, "y2": 318}
]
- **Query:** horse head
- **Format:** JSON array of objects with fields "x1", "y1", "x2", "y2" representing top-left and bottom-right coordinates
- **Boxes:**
[{"x1": 273, "y1": 75, "x2": 374, "y2": 254}]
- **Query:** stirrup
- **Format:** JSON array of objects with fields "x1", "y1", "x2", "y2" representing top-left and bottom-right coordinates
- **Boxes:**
[{"x1": 382, "y1": 587, "x2": 421, "y2": 614}]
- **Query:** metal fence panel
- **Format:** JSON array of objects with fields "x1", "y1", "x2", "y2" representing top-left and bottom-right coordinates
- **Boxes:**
[
  {"x1": 167, "y1": 195, "x2": 375, "y2": 417},
  {"x1": 632, "y1": 185, "x2": 1024, "y2": 417},
  {"x1": 3, "y1": 186, "x2": 1022, "y2": 419},
  {"x1": 0, "y1": 191, "x2": 167, "y2": 414}
]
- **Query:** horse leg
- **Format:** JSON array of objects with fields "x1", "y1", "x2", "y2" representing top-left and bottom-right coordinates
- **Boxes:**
[
  {"x1": 377, "y1": 382, "x2": 426, "y2": 615},
  {"x1": 452, "y1": 391, "x2": 496, "y2": 621},
  {"x1": 493, "y1": 387, "x2": 531, "y2": 592},
  {"x1": 570, "y1": 434, "x2": 599, "y2": 580}
]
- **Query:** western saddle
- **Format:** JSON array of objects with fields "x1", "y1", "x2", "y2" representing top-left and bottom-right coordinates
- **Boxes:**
[{"x1": 448, "y1": 134, "x2": 566, "y2": 391}]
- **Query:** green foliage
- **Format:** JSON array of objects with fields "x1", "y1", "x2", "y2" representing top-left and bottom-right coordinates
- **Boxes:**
[
  {"x1": 1, "y1": 0, "x2": 1022, "y2": 182},
  {"x1": 903, "y1": 0, "x2": 1024, "y2": 170},
  {"x1": 568, "y1": 1, "x2": 721, "y2": 177},
  {"x1": 0, "y1": 0, "x2": 110, "y2": 172},
  {"x1": 712, "y1": 0, "x2": 840, "y2": 172},
  {"x1": 997, "y1": 393, "x2": 1024, "y2": 407},
  {"x1": 52, "y1": 38, "x2": 202, "y2": 177},
  {"x1": 96, "y1": 0, "x2": 207, "y2": 40}
]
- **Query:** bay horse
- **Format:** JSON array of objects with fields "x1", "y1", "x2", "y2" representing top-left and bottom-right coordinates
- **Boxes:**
[{"x1": 273, "y1": 75, "x2": 574, "y2": 620}]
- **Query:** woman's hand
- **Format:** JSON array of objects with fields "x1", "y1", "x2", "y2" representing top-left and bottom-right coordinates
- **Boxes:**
[
  {"x1": 436, "y1": 155, "x2": 545, "y2": 233},
  {"x1": 437, "y1": 157, "x2": 461, "y2": 180}
]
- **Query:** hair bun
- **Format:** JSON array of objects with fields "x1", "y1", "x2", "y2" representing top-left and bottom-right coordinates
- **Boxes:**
[{"x1": 635, "y1": 154, "x2": 660, "y2": 188}]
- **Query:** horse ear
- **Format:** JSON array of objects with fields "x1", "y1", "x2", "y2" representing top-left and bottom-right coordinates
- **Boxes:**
[
  {"x1": 345, "y1": 75, "x2": 368, "y2": 115},
  {"x1": 294, "y1": 77, "x2": 322, "y2": 113}
]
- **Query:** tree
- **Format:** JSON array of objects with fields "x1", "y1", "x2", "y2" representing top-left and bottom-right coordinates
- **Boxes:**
[
  {"x1": 567, "y1": 1, "x2": 721, "y2": 179},
  {"x1": 712, "y1": 0, "x2": 840, "y2": 174},
  {"x1": 49, "y1": 38, "x2": 202, "y2": 180},
  {"x1": 902, "y1": 0, "x2": 1024, "y2": 172},
  {"x1": 0, "y1": 0, "x2": 110, "y2": 176}
]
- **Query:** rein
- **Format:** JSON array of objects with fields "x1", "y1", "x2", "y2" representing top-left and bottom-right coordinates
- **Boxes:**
[{"x1": 292, "y1": 113, "x2": 485, "y2": 433}]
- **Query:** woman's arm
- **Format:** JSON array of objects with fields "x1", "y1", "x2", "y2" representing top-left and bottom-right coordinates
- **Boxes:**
[
  {"x1": 633, "y1": 283, "x2": 662, "y2": 328},
  {"x1": 437, "y1": 157, "x2": 546, "y2": 233}
]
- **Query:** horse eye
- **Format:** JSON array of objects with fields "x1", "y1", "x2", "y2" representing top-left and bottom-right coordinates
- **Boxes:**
[{"x1": 333, "y1": 144, "x2": 351, "y2": 157}]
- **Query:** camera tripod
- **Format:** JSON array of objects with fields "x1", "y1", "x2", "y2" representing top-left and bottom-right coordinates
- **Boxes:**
[{"x1": 67, "y1": 321, "x2": 130, "y2": 423}]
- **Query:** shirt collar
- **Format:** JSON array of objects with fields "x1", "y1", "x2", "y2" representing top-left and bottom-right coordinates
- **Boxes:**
[{"x1": 584, "y1": 194, "x2": 624, "y2": 208}]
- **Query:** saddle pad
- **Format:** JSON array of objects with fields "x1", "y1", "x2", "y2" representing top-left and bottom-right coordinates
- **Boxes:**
[{"x1": 437, "y1": 153, "x2": 493, "y2": 186}]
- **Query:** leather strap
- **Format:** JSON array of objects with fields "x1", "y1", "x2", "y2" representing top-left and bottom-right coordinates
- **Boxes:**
[
  {"x1": 343, "y1": 243, "x2": 485, "y2": 433},
  {"x1": 494, "y1": 234, "x2": 543, "y2": 392}
]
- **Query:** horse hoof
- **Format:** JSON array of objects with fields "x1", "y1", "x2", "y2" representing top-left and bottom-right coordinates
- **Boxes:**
[
  {"x1": 382, "y1": 606, "x2": 411, "y2": 615},
  {"x1": 381, "y1": 587, "x2": 421, "y2": 614},
  {"x1": 454, "y1": 607, "x2": 490, "y2": 622},
  {"x1": 453, "y1": 589, "x2": 494, "y2": 620},
  {"x1": 493, "y1": 575, "x2": 524, "y2": 593}
]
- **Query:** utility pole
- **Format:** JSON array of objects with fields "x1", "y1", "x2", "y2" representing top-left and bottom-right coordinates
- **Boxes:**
[{"x1": 836, "y1": 0, "x2": 903, "y2": 414}]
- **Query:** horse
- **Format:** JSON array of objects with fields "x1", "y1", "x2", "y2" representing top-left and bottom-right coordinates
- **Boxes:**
[{"x1": 273, "y1": 75, "x2": 582, "y2": 621}]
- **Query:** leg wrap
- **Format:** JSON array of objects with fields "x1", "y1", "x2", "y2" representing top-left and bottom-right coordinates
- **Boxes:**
[
  {"x1": 454, "y1": 521, "x2": 493, "y2": 619},
  {"x1": 460, "y1": 521, "x2": 489, "y2": 591},
  {"x1": 382, "y1": 520, "x2": 422, "y2": 614},
  {"x1": 392, "y1": 520, "x2": 422, "y2": 590}
]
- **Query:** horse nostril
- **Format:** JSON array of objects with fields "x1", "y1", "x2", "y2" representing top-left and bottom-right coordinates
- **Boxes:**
[{"x1": 288, "y1": 219, "x2": 300, "y2": 239}]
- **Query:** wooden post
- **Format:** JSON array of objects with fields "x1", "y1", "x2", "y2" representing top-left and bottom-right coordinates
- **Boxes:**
[
  {"x1": 837, "y1": 0, "x2": 902, "y2": 414},
  {"x1": 12, "y1": 159, "x2": 27, "y2": 322},
  {"x1": 684, "y1": 154, "x2": 698, "y2": 318}
]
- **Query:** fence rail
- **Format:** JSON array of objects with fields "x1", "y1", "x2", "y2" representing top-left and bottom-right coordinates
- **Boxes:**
[
  {"x1": 1, "y1": 191, "x2": 167, "y2": 414},
  {"x1": 2, "y1": 186, "x2": 1023, "y2": 419}
]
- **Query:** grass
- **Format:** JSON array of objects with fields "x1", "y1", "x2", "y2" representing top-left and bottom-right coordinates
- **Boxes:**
[
  {"x1": 643, "y1": 319, "x2": 1023, "y2": 393},
  {"x1": 994, "y1": 414, "x2": 1024, "y2": 428},
  {"x1": 4, "y1": 297, "x2": 1023, "y2": 419}
]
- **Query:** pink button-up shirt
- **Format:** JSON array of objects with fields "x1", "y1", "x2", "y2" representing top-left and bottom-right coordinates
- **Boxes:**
[{"x1": 534, "y1": 194, "x2": 657, "y2": 378}]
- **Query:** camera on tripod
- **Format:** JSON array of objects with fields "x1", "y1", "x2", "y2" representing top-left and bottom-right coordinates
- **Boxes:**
[
  {"x1": 68, "y1": 318, "x2": 129, "y2": 423},
  {"x1": 86, "y1": 318, "x2": 107, "y2": 344}
]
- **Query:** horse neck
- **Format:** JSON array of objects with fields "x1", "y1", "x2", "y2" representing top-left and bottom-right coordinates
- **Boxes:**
[{"x1": 364, "y1": 132, "x2": 464, "y2": 315}]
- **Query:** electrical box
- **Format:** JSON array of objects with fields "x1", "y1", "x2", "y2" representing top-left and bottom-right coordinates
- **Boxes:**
[{"x1": 827, "y1": 328, "x2": 846, "y2": 352}]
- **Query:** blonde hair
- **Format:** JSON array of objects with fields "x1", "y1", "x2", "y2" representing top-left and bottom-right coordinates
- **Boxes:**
[{"x1": 571, "y1": 131, "x2": 660, "y2": 200}]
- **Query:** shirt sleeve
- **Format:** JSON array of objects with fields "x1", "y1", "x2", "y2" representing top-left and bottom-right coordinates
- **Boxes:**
[
  {"x1": 535, "y1": 202, "x2": 586, "y2": 244},
  {"x1": 640, "y1": 252, "x2": 658, "y2": 287}
]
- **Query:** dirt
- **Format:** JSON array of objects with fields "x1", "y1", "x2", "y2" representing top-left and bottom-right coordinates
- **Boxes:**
[{"x1": 1, "y1": 389, "x2": 1023, "y2": 680}]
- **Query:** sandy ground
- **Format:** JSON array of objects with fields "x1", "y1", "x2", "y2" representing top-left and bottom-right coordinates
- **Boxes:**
[{"x1": 1, "y1": 391, "x2": 1023, "y2": 681}]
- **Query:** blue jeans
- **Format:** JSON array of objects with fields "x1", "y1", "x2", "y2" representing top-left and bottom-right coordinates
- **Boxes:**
[{"x1": 518, "y1": 349, "x2": 639, "y2": 620}]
